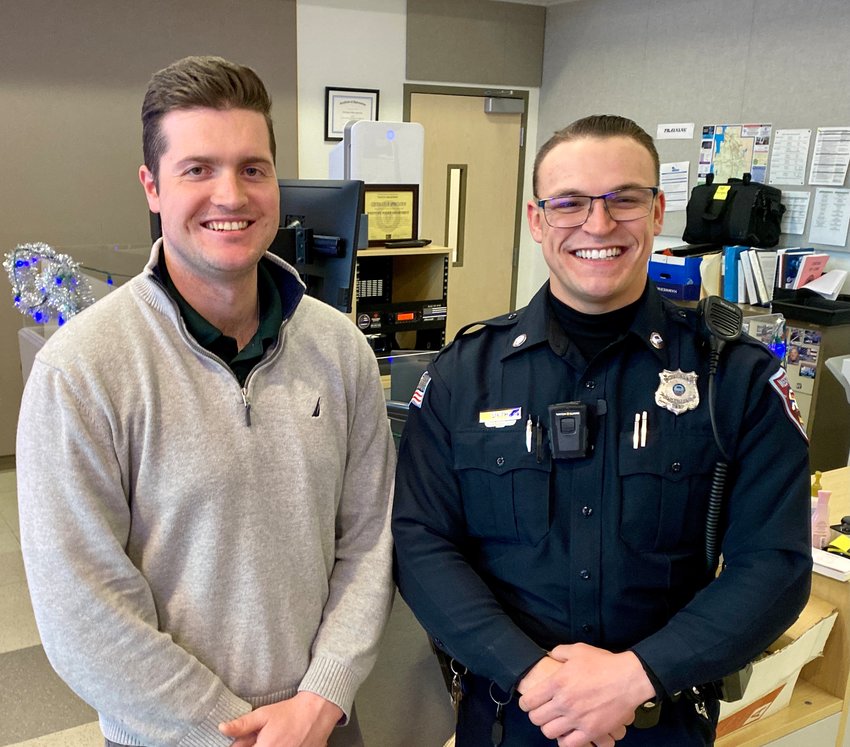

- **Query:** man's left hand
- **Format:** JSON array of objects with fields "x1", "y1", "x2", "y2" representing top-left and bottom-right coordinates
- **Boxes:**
[
  {"x1": 517, "y1": 644, "x2": 655, "y2": 747},
  {"x1": 219, "y1": 691, "x2": 344, "y2": 747}
]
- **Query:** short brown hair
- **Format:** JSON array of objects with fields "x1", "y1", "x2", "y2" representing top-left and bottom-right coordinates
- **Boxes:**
[
  {"x1": 141, "y1": 55, "x2": 276, "y2": 183},
  {"x1": 533, "y1": 115, "x2": 659, "y2": 196}
]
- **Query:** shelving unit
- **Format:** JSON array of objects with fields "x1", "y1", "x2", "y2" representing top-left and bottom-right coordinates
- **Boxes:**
[{"x1": 353, "y1": 245, "x2": 450, "y2": 353}]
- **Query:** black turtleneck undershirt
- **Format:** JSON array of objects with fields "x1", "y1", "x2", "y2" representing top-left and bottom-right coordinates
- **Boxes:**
[{"x1": 547, "y1": 287, "x2": 643, "y2": 361}]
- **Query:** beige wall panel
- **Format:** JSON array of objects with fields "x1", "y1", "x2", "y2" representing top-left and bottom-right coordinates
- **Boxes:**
[
  {"x1": 407, "y1": 0, "x2": 544, "y2": 87},
  {"x1": 0, "y1": 0, "x2": 298, "y2": 455}
]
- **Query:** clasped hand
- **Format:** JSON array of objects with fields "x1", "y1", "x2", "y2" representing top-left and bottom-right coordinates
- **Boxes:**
[
  {"x1": 219, "y1": 691, "x2": 343, "y2": 747},
  {"x1": 517, "y1": 643, "x2": 654, "y2": 747}
]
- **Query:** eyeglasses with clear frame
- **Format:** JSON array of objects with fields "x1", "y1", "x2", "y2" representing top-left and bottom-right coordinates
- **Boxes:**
[{"x1": 536, "y1": 187, "x2": 659, "y2": 228}]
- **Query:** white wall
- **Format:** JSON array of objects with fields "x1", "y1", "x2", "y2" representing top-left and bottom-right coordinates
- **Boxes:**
[
  {"x1": 296, "y1": 0, "x2": 408, "y2": 180},
  {"x1": 295, "y1": 0, "x2": 543, "y2": 307},
  {"x1": 515, "y1": 89, "x2": 545, "y2": 306}
]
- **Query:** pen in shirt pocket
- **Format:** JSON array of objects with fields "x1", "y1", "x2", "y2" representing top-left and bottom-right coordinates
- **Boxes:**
[
  {"x1": 525, "y1": 414, "x2": 544, "y2": 462},
  {"x1": 535, "y1": 416, "x2": 543, "y2": 463},
  {"x1": 632, "y1": 410, "x2": 648, "y2": 448}
]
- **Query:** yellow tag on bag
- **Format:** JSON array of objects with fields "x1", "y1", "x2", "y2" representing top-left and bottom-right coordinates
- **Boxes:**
[{"x1": 713, "y1": 185, "x2": 731, "y2": 200}]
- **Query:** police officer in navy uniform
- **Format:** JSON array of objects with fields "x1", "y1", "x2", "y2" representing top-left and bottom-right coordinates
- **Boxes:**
[{"x1": 392, "y1": 115, "x2": 811, "y2": 747}]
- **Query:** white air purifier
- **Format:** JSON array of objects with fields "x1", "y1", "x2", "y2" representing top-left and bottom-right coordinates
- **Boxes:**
[{"x1": 329, "y1": 120, "x2": 424, "y2": 186}]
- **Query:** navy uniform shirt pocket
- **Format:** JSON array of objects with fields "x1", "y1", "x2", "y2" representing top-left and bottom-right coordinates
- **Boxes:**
[
  {"x1": 454, "y1": 427, "x2": 552, "y2": 545},
  {"x1": 618, "y1": 423, "x2": 719, "y2": 553}
]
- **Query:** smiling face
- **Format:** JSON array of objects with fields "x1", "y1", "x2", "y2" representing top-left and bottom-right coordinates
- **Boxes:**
[
  {"x1": 139, "y1": 107, "x2": 280, "y2": 290},
  {"x1": 527, "y1": 135, "x2": 665, "y2": 314}
]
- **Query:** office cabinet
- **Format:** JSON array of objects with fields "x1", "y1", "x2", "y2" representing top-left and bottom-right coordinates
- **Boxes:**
[
  {"x1": 783, "y1": 320, "x2": 850, "y2": 472},
  {"x1": 706, "y1": 300, "x2": 850, "y2": 472}
]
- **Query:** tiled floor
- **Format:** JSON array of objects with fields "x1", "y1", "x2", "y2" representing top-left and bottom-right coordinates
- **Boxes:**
[{"x1": 0, "y1": 466, "x2": 101, "y2": 747}]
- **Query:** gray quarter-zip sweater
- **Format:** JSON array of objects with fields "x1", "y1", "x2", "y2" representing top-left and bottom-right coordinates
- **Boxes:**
[{"x1": 17, "y1": 243, "x2": 396, "y2": 746}]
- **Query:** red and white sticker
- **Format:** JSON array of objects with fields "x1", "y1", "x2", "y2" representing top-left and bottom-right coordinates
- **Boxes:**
[{"x1": 768, "y1": 368, "x2": 808, "y2": 440}]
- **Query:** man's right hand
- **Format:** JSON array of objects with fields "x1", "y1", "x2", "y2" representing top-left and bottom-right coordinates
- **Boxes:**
[
  {"x1": 517, "y1": 644, "x2": 651, "y2": 747},
  {"x1": 219, "y1": 691, "x2": 343, "y2": 747}
]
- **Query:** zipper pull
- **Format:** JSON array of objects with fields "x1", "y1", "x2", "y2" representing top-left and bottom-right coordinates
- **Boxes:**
[{"x1": 241, "y1": 389, "x2": 252, "y2": 426}]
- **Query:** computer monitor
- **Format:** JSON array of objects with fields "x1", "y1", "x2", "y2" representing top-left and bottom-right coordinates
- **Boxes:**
[
  {"x1": 147, "y1": 178, "x2": 365, "y2": 314},
  {"x1": 271, "y1": 178, "x2": 365, "y2": 313}
]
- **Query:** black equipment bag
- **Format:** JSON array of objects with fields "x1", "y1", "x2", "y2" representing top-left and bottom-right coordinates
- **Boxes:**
[{"x1": 683, "y1": 172, "x2": 785, "y2": 247}]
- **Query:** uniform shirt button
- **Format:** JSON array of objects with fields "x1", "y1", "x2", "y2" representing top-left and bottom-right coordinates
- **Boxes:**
[
  {"x1": 580, "y1": 569, "x2": 591, "y2": 580},
  {"x1": 496, "y1": 456, "x2": 505, "y2": 467},
  {"x1": 671, "y1": 461, "x2": 682, "y2": 473},
  {"x1": 582, "y1": 506, "x2": 593, "y2": 517},
  {"x1": 582, "y1": 624, "x2": 593, "y2": 633},
  {"x1": 508, "y1": 312, "x2": 517, "y2": 320},
  {"x1": 584, "y1": 380, "x2": 596, "y2": 390}
]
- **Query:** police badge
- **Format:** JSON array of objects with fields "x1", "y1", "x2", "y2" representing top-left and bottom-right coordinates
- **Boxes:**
[{"x1": 655, "y1": 369, "x2": 699, "y2": 415}]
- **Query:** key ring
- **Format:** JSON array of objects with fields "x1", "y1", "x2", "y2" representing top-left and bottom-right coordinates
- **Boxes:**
[
  {"x1": 489, "y1": 681, "x2": 513, "y2": 707},
  {"x1": 450, "y1": 659, "x2": 468, "y2": 677}
]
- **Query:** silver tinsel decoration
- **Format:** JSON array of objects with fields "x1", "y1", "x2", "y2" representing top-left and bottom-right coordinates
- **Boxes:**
[{"x1": 3, "y1": 242, "x2": 95, "y2": 325}]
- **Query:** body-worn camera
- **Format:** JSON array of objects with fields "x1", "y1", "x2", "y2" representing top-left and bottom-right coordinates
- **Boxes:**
[{"x1": 547, "y1": 401, "x2": 589, "y2": 459}]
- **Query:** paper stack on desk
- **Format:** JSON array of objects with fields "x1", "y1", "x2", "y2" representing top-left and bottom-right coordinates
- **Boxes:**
[
  {"x1": 800, "y1": 268, "x2": 849, "y2": 301},
  {"x1": 812, "y1": 546, "x2": 850, "y2": 581}
]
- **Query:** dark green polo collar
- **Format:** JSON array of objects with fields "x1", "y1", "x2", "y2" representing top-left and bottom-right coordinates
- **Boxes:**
[{"x1": 156, "y1": 252, "x2": 283, "y2": 385}]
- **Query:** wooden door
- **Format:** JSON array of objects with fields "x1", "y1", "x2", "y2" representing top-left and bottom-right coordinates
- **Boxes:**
[{"x1": 408, "y1": 90, "x2": 525, "y2": 338}]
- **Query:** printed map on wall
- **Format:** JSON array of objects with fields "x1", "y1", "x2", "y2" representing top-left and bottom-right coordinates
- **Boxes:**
[{"x1": 698, "y1": 123, "x2": 772, "y2": 184}]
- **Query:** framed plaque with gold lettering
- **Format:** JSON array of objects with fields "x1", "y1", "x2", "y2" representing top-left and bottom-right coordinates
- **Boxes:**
[{"x1": 363, "y1": 185, "x2": 419, "y2": 246}]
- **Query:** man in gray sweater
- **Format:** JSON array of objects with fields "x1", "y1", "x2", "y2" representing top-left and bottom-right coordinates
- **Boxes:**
[{"x1": 17, "y1": 56, "x2": 395, "y2": 747}]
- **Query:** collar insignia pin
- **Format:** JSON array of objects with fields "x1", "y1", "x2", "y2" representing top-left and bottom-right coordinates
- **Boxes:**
[
  {"x1": 512, "y1": 333, "x2": 527, "y2": 348},
  {"x1": 650, "y1": 332, "x2": 664, "y2": 349},
  {"x1": 655, "y1": 369, "x2": 699, "y2": 415}
]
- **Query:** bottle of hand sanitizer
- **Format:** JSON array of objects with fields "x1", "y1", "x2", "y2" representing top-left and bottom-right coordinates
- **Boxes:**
[
  {"x1": 811, "y1": 471, "x2": 822, "y2": 519},
  {"x1": 812, "y1": 489, "x2": 831, "y2": 550}
]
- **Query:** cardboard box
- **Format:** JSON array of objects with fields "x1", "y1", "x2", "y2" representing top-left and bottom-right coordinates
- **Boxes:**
[
  {"x1": 716, "y1": 595, "x2": 837, "y2": 738},
  {"x1": 648, "y1": 254, "x2": 702, "y2": 300}
]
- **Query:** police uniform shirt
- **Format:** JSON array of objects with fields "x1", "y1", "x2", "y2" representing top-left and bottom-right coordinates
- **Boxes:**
[{"x1": 392, "y1": 281, "x2": 812, "y2": 703}]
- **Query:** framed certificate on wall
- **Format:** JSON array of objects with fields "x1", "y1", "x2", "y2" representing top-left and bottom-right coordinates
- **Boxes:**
[{"x1": 324, "y1": 87, "x2": 380, "y2": 141}]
